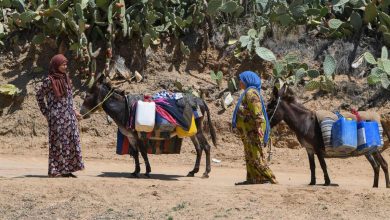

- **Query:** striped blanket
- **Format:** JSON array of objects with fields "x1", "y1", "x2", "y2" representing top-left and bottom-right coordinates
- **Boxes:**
[
  {"x1": 116, "y1": 129, "x2": 183, "y2": 155},
  {"x1": 316, "y1": 110, "x2": 381, "y2": 123}
]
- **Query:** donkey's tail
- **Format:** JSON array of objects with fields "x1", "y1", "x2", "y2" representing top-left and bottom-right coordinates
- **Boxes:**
[
  {"x1": 203, "y1": 100, "x2": 217, "y2": 147},
  {"x1": 380, "y1": 120, "x2": 390, "y2": 152}
]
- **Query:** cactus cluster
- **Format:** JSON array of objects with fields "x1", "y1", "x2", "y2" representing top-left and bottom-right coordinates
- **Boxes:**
[
  {"x1": 363, "y1": 46, "x2": 390, "y2": 89},
  {"x1": 1, "y1": 0, "x2": 390, "y2": 93},
  {"x1": 271, "y1": 52, "x2": 336, "y2": 93},
  {"x1": 210, "y1": 70, "x2": 223, "y2": 88},
  {"x1": 228, "y1": 1, "x2": 390, "y2": 62},
  {"x1": 0, "y1": 0, "x2": 210, "y2": 75}
]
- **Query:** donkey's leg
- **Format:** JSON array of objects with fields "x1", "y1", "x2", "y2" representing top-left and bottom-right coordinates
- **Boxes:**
[
  {"x1": 140, "y1": 146, "x2": 151, "y2": 178},
  {"x1": 307, "y1": 151, "x2": 316, "y2": 185},
  {"x1": 187, "y1": 136, "x2": 202, "y2": 177},
  {"x1": 315, "y1": 150, "x2": 331, "y2": 186},
  {"x1": 377, "y1": 152, "x2": 390, "y2": 188},
  {"x1": 196, "y1": 132, "x2": 212, "y2": 178},
  {"x1": 371, "y1": 151, "x2": 389, "y2": 188},
  {"x1": 131, "y1": 150, "x2": 141, "y2": 178},
  {"x1": 365, "y1": 153, "x2": 380, "y2": 188}
]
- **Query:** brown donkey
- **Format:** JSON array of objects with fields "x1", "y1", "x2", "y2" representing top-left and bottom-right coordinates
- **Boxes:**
[{"x1": 266, "y1": 85, "x2": 390, "y2": 187}]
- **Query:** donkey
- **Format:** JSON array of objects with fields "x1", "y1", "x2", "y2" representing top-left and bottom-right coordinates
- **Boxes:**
[
  {"x1": 266, "y1": 85, "x2": 390, "y2": 187},
  {"x1": 80, "y1": 75, "x2": 217, "y2": 178}
]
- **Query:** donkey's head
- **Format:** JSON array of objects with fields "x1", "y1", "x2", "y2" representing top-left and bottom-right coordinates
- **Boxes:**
[
  {"x1": 80, "y1": 73, "x2": 112, "y2": 119},
  {"x1": 266, "y1": 84, "x2": 296, "y2": 127}
]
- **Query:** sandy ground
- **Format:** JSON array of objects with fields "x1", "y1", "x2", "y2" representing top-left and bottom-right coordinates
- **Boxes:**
[{"x1": 2, "y1": 146, "x2": 390, "y2": 220}]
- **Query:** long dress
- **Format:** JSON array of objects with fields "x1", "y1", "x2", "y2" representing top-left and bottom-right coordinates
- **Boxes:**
[
  {"x1": 236, "y1": 88, "x2": 277, "y2": 184},
  {"x1": 36, "y1": 77, "x2": 84, "y2": 176}
]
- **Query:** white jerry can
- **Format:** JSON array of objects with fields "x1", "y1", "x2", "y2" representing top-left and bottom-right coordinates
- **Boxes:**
[{"x1": 135, "y1": 101, "x2": 156, "y2": 132}]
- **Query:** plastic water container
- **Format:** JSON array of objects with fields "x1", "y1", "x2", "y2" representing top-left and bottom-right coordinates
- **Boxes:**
[
  {"x1": 155, "y1": 112, "x2": 175, "y2": 132},
  {"x1": 135, "y1": 101, "x2": 156, "y2": 132},
  {"x1": 331, "y1": 117, "x2": 357, "y2": 153},
  {"x1": 357, "y1": 121, "x2": 382, "y2": 152}
]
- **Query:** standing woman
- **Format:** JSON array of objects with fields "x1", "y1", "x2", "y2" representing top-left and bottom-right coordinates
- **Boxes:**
[
  {"x1": 36, "y1": 54, "x2": 84, "y2": 178},
  {"x1": 232, "y1": 71, "x2": 277, "y2": 185}
]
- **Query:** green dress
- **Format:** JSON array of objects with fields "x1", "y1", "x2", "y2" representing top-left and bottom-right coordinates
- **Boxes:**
[{"x1": 236, "y1": 88, "x2": 277, "y2": 184}]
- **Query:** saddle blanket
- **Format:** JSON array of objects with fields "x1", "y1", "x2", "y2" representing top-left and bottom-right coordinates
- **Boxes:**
[
  {"x1": 316, "y1": 110, "x2": 384, "y2": 157},
  {"x1": 116, "y1": 129, "x2": 183, "y2": 155}
]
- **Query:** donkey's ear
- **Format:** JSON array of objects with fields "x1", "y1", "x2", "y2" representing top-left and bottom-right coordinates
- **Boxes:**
[
  {"x1": 273, "y1": 86, "x2": 279, "y2": 97},
  {"x1": 95, "y1": 72, "x2": 103, "y2": 82},
  {"x1": 286, "y1": 86, "x2": 294, "y2": 96},
  {"x1": 278, "y1": 84, "x2": 288, "y2": 97},
  {"x1": 105, "y1": 77, "x2": 112, "y2": 85},
  {"x1": 88, "y1": 72, "x2": 105, "y2": 89},
  {"x1": 97, "y1": 73, "x2": 108, "y2": 84}
]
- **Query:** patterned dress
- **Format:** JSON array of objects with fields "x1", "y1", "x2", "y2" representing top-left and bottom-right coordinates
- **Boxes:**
[
  {"x1": 236, "y1": 88, "x2": 277, "y2": 184},
  {"x1": 36, "y1": 77, "x2": 84, "y2": 176}
]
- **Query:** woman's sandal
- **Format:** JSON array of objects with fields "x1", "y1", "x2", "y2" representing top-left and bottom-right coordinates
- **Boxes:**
[{"x1": 235, "y1": 180, "x2": 254, "y2": 185}]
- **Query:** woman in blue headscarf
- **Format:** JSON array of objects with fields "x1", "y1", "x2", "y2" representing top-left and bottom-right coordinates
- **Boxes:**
[{"x1": 232, "y1": 71, "x2": 277, "y2": 185}]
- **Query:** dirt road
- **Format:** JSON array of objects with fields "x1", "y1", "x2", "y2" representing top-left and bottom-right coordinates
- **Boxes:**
[{"x1": 1, "y1": 151, "x2": 390, "y2": 220}]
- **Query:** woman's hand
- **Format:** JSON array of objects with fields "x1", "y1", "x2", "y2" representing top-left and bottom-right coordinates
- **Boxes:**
[
  {"x1": 75, "y1": 111, "x2": 83, "y2": 121},
  {"x1": 258, "y1": 127, "x2": 264, "y2": 138},
  {"x1": 44, "y1": 113, "x2": 50, "y2": 123}
]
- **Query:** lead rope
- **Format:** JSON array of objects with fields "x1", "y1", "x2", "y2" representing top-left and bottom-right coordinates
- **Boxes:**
[
  {"x1": 269, "y1": 96, "x2": 281, "y2": 122},
  {"x1": 267, "y1": 137, "x2": 273, "y2": 162}
]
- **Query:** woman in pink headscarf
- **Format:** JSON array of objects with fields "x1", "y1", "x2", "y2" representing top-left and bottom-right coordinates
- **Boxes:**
[{"x1": 36, "y1": 54, "x2": 84, "y2": 178}]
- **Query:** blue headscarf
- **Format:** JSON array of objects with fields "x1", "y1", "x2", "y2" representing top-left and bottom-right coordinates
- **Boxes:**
[{"x1": 231, "y1": 71, "x2": 271, "y2": 145}]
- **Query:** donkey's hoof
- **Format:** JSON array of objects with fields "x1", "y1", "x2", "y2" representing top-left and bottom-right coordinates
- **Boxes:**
[
  {"x1": 202, "y1": 173, "x2": 209, "y2": 179},
  {"x1": 131, "y1": 172, "x2": 140, "y2": 178},
  {"x1": 323, "y1": 182, "x2": 339, "y2": 186},
  {"x1": 187, "y1": 172, "x2": 195, "y2": 177},
  {"x1": 309, "y1": 181, "x2": 316, "y2": 186},
  {"x1": 144, "y1": 173, "x2": 151, "y2": 178}
]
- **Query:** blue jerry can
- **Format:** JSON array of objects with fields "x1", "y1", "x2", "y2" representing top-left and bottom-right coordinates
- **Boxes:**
[
  {"x1": 357, "y1": 121, "x2": 382, "y2": 152},
  {"x1": 331, "y1": 116, "x2": 357, "y2": 153}
]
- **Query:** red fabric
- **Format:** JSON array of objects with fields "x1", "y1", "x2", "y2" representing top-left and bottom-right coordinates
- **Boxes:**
[
  {"x1": 143, "y1": 95, "x2": 152, "y2": 101},
  {"x1": 121, "y1": 135, "x2": 129, "y2": 155},
  {"x1": 48, "y1": 54, "x2": 71, "y2": 99},
  {"x1": 351, "y1": 109, "x2": 362, "y2": 122}
]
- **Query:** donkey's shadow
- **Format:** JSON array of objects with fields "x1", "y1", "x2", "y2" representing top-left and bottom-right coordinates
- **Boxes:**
[{"x1": 97, "y1": 172, "x2": 183, "y2": 181}]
